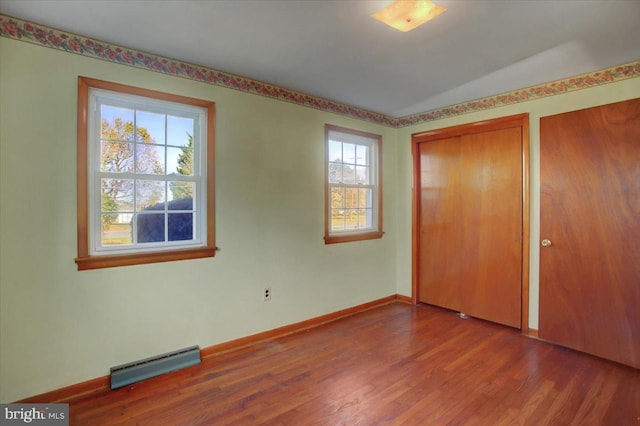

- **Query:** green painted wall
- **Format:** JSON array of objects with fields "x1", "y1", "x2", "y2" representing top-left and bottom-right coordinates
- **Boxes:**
[
  {"x1": 1, "y1": 35, "x2": 638, "y2": 403},
  {"x1": 0, "y1": 38, "x2": 397, "y2": 402}
]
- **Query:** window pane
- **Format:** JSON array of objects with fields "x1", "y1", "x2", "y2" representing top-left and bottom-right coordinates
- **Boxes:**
[
  {"x1": 101, "y1": 106, "x2": 135, "y2": 141},
  {"x1": 356, "y1": 165, "x2": 369, "y2": 184},
  {"x1": 168, "y1": 182, "x2": 195, "y2": 208},
  {"x1": 358, "y1": 208, "x2": 373, "y2": 228},
  {"x1": 167, "y1": 116, "x2": 194, "y2": 147},
  {"x1": 136, "y1": 213, "x2": 165, "y2": 243},
  {"x1": 167, "y1": 146, "x2": 193, "y2": 176},
  {"x1": 342, "y1": 164, "x2": 356, "y2": 184},
  {"x1": 136, "y1": 144, "x2": 165, "y2": 175},
  {"x1": 356, "y1": 144, "x2": 368, "y2": 166},
  {"x1": 101, "y1": 215, "x2": 132, "y2": 246},
  {"x1": 345, "y1": 209, "x2": 359, "y2": 229},
  {"x1": 136, "y1": 110, "x2": 165, "y2": 145},
  {"x1": 328, "y1": 162, "x2": 342, "y2": 183},
  {"x1": 358, "y1": 188, "x2": 372, "y2": 209},
  {"x1": 345, "y1": 188, "x2": 359, "y2": 209},
  {"x1": 101, "y1": 178, "x2": 134, "y2": 212},
  {"x1": 328, "y1": 140, "x2": 342, "y2": 162},
  {"x1": 136, "y1": 180, "x2": 165, "y2": 210},
  {"x1": 330, "y1": 187, "x2": 345, "y2": 209},
  {"x1": 168, "y1": 213, "x2": 193, "y2": 241},
  {"x1": 101, "y1": 141, "x2": 134, "y2": 173},
  {"x1": 343, "y1": 143, "x2": 356, "y2": 165},
  {"x1": 331, "y1": 209, "x2": 346, "y2": 231}
]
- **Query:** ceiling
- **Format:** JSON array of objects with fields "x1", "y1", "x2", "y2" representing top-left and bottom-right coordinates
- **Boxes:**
[{"x1": 2, "y1": 0, "x2": 639, "y2": 118}]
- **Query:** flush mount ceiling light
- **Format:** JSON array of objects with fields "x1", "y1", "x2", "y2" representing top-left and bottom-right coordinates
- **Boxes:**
[{"x1": 371, "y1": 0, "x2": 447, "y2": 32}]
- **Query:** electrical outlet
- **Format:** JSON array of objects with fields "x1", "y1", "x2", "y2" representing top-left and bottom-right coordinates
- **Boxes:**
[{"x1": 264, "y1": 286, "x2": 272, "y2": 301}]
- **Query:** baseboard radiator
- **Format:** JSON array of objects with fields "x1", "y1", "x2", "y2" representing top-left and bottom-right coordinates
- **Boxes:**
[{"x1": 110, "y1": 345, "x2": 201, "y2": 390}]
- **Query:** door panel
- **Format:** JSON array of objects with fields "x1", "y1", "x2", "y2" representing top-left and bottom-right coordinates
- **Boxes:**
[
  {"x1": 460, "y1": 128, "x2": 522, "y2": 327},
  {"x1": 539, "y1": 98, "x2": 640, "y2": 368},
  {"x1": 418, "y1": 124, "x2": 523, "y2": 328},
  {"x1": 418, "y1": 137, "x2": 464, "y2": 312}
]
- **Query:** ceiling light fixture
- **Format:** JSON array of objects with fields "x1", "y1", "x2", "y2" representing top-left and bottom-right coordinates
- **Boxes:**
[{"x1": 371, "y1": 0, "x2": 447, "y2": 32}]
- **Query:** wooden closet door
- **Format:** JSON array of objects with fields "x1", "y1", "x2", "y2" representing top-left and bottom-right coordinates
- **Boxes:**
[
  {"x1": 417, "y1": 121, "x2": 523, "y2": 328},
  {"x1": 539, "y1": 98, "x2": 640, "y2": 368},
  {"x1": 418, "y1": 137, "x2": 464, "y2": 312},
  {"x1": 459, "y1": 128, "x2": 522, "y2": 327}
]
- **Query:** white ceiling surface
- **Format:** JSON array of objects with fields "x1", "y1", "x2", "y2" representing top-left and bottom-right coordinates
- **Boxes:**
[{"x1": 2, "y1": 0, "x2": 639, "y2": 118}]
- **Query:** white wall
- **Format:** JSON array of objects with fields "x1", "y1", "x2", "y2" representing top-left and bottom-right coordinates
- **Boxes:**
[
  {"x1": 395, "y1": 78, "x2": 640, "y2": 330},
  {"x1": 0, "y1": 38, "x2": 397, "y2": 402}
]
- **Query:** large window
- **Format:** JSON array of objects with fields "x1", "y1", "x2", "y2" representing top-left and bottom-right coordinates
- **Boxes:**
[
  {"x1": 324, "y1": 124, "x2": 382, "y2": 244},
  {"x1": 76, "y1": 77, "x2": 216, "y2": 270}
]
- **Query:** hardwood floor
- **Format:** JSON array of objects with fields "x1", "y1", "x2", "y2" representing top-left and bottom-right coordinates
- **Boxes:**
[{"x1": 69, "y1": 303, "x2": 639, "y2": 425}]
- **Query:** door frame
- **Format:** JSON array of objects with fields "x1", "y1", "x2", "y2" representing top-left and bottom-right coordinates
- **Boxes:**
[{"x1": 410, "y1": 113, "x2": 531, "y2": 333}]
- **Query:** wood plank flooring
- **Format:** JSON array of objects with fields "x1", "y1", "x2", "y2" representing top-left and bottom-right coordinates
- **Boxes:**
[{"x1": 69, "y1": 303, "x2": 639, "y2": 425}]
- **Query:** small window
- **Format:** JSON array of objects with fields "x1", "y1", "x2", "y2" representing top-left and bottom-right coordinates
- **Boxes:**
[
  {"x1": 76, "y1": 77, "x2": 216, "y2": 270},
  {"x1": 324, "y1": 124, "x2": 383, "y2": 244}
]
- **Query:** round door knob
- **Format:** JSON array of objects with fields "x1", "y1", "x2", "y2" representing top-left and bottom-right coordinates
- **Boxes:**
[{"x1": 541, "y1": 239, "x2": 552, "y2": 247}]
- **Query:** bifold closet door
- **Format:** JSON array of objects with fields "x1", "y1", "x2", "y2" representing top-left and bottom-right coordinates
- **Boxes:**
[
  {"x1": 418, "y1": 137, "x2": 464, "y2": 313},
  {"x1": 539, "y1": 98, "x2": 640, "y2": 368},
  {"x1": 418, "y1": 126, "x2": 523, "y2": 328}
]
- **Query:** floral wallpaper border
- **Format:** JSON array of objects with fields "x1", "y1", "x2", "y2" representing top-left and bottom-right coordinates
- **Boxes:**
[
  {"x1": 1, "y1": 14, "x2": 639, "y2": 128},
  {"x1": 396, "y1": 62, "x2": 640, "y2": 127},
  {"x1": 0, "y1": 15, "x2": 395, "y2": 127}
]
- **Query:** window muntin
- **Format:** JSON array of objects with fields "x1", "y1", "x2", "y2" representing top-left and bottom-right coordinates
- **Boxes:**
[
  {"x1": 76, "y1": 77, "x2": 216, "y2": 270},
  {"x1": 325, "y1": 125, "x2": 382, "y2": 244}
]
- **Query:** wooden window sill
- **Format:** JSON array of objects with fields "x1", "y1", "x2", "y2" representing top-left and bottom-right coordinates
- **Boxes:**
[
  {"x1": 324, "y1": 231, "x2": 383, "y2": 245},
  {"x1": 75, "y1": 246, "x2": 217, "y2": 270}
]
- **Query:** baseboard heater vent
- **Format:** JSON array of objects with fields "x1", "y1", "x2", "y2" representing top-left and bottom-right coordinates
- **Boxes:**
[{"x1": 110, "y1": 345, "x2": 200, "y2": 390}]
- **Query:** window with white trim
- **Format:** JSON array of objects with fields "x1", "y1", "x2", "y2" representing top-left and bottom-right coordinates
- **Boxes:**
[
  {"x1": 76, "y1": 77, "x2": 216, "y2": 270},
  {"x1": 324, "y1": 124, "x2": 383, "y2": 244}
]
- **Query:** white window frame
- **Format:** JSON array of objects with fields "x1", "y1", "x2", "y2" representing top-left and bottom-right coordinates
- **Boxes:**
[
  {"x1": 324, "y1": 124, "x2": 383, "y2": 244},
  {"x1": 88, "y1": 90, "x2": 207, "y2": 255}
]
